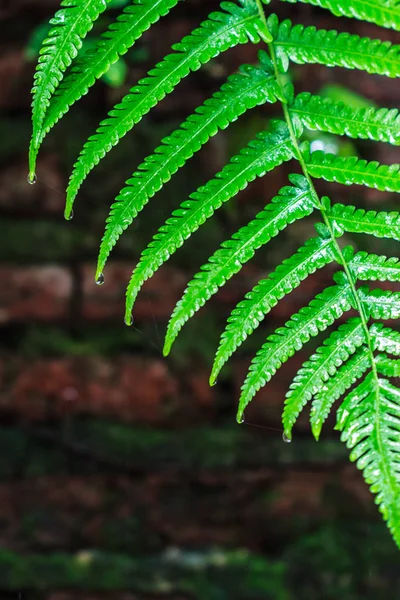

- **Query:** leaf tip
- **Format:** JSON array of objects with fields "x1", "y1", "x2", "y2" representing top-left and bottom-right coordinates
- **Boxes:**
[
  {"x1": 163, "y1": 340, "x2": 172, "y2": 357},
  {"x1": 124, "y1": 311, "x2": 133, "y2": 327},
  {"x1": 236, "y1": 411, "x2": 245, "y2": 425}
]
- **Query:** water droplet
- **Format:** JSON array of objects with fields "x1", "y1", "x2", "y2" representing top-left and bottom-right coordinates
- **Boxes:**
[
  {"x1": 238, "y1": 416, "x2": 245, "y2": 424},
  {"x1": 125, "y1": 313, "x2": 133, "y2": 326},
  {"x1": 66, "y1": 210, "x2": 74, "y2": 221},
  {"x1": 96, "y1": 273, "x2": 104, "y2": 286},
  {"x1": 282, "y1": 432, "x2": 292, "y2": 443},
  {"x1": 27, "y1": 173, "x2": 37, "y2": 185}
]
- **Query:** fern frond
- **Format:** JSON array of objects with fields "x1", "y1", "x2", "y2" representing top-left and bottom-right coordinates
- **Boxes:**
[
  {"x1": 280, "y1": 0, "x2": 400, "y2": 32},
  {"x1": 350, "y1": 252, "x2": 400, "y2": 282},
  {"x1": 358, "y1": 287, "x2": 400, "y2": 319},
  {"x1": 29, "y1": 0, "x2": 110, "y2": 180},
  {"x1": 283, "y1": 317, "x2": 366, "y2": 439},
  {"x1": 237, "y1": 282, "x2": 352, "y2": 422},
  {"x1": 65, "y1": 0, "x2": 272, "y2": 215},
  {"x1": 371, "y1": 324, "x2": 400, "y2": 356},
  {"x1": 269, "y1": 15, "x2": 400, "y2": 78},
  {"x1": 327, "y1": 203, "x2": 400, "y2": 242},
  {"x1": 305, "y1": 151, "x2": 400, "y2": 193},
  {"x1": 30, "y1": 0, "x2": 400, "y2": 550},
  {"x1": 336, "y1": 378, "x2": 400, "y2": 548},
  {"x1": 291, "y1": 93, "x2": 400, "y2": 146},
  {"x1": 97, "y1": 59, "x2": 280, "y2": 277},
  {"x1": 165, "y1": 183, "x2": 322, "y2": 353},
  {"x1": 35, "y1": 0, "x2": 181, "y2": 167},
  {"x1": 123, "y1": 120, "x2": 295, "y2": 326},
  {"x1": 310, "y1": 346, "x2": 371, "y2": 440}
]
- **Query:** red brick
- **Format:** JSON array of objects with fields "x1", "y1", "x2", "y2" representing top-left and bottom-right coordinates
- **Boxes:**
[
  {"x1": 7, "y1": 356, "x2": 178, "y2": 422},
  {"x1": 0, "y1": 265, "x2": 72, "y2": 323}
]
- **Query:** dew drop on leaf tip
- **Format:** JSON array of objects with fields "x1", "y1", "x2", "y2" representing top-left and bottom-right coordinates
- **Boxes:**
[
  {"x1": 125, "y1": 313, "x2": 133, "y2": 326},
  {"x1": 282, "y1": 432, "x2": 292, "y2": 443},
  {"x1": 96, "y1": 273, "x2": 105, "y2": 286},
  {"x1": 27, "y1": 173, "x2": 37, "y2": 185}
]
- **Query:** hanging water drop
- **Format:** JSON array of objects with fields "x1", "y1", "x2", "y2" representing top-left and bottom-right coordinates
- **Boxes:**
[
  {"x1": 27, "y1": 173, "x2": 37, "y2": 185},
  {"x1": 96, "y1": 273, "x2": 105, "y2": 286},
  {"x1": 66, "y1": 210, "x2": 74, "y2": 221},
  {"x1": 282, "y1": 432, "x2": 292, "y2": 444},
  {"x1": 125, "y1": 313, "x2": 133, "y2": 326}
]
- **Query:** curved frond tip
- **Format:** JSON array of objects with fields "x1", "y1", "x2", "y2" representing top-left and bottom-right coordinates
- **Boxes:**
[{"x1": 29, "y1": 0, "x2": 110, "y2": 180}]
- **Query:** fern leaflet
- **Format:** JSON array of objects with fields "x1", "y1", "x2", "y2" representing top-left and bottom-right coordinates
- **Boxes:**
[
  {"x1": 305, "y1": 151, "x2": 400, "y2": 193},
  {"x1": 269, "y1": 15, "x2": 400, "y2": 79},
  {"x1": 280, "y1": 0, "x2": 400, "y2": 32},
  {"x1": 291, "y1": 93, "x2": 400, "y2": 145},
  {"x1": 326, "y1": 203, "x2": 400, "y2": 242},
  {"x1": 349, "y1": 252, "x2": 400, "y2": 282},
  {"x1": 29, "y1": 0, "x2": 110, "y2": 180},
  {"x1": 371, "y1": 324, "x2": 400, "y2": 356}
]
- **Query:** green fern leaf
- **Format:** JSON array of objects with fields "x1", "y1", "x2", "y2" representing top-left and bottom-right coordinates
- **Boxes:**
[
  {"x1": 97, "y1": 59, "x2": 280, "y2": 278},
  {"x1": 336, "y1": 378, "x2": 400, "y2": 548},
  {"x1": 283, "y1": 317, "x2": 366, "y2": 439},
  {"x1": 350, "y1": 252, "x2": 400, "y2": 282},
  {"x1": 327, "y1": 203, "x2": 400, "y2": 242},
  {"x1": 35, "y1": 0, "x2": 181, "y2": 166},
  {"x1": 305, "y1": 151, "x2": 400, "y2": 193},
  {"x1": 123, "y1": 120, "x2": 295, "y2": 327},
  {"x1": 310, "y1": 345, "x2": 370, "y2": 440},
  {"x1": 291, "y1": 93, "x2": 400, "y2": 145},
  {"x1": 268, "y1": 15, "x2": 400, "y2": 79},
  {"x1": 358, "y1": 288, "x2": 400, "y2": 320},
  {"x1": 335, "y1": 373, "x2": 373, "y2": 431},
  {"x1": 237, "y1": 282, "x2": 352, "y2": 423},
  {"x1": 371, "y1": 324, "x2": 400, "y2": 356},
  {"x1": 280, "y1": 0, "x2": 400, "y2": 32},
  {"x1": 65, "y1": 0, "x2": 272, "y2": 216},
  {"x1": 376, "y1": 355, "x2": 400, "y2": 377},
  {"x1": 29, "y1": 0, "x2": 110, "y2": 181}
]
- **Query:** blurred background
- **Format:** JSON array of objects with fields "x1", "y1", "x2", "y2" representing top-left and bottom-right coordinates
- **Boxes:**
[{"x1": 1, "y1": 0, "x2": 400, "y2": 598}]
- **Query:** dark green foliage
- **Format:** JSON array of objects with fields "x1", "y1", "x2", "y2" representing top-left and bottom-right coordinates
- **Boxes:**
[{"x1": 30, "y1": 0, "x2": 400, "y2": 548}]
